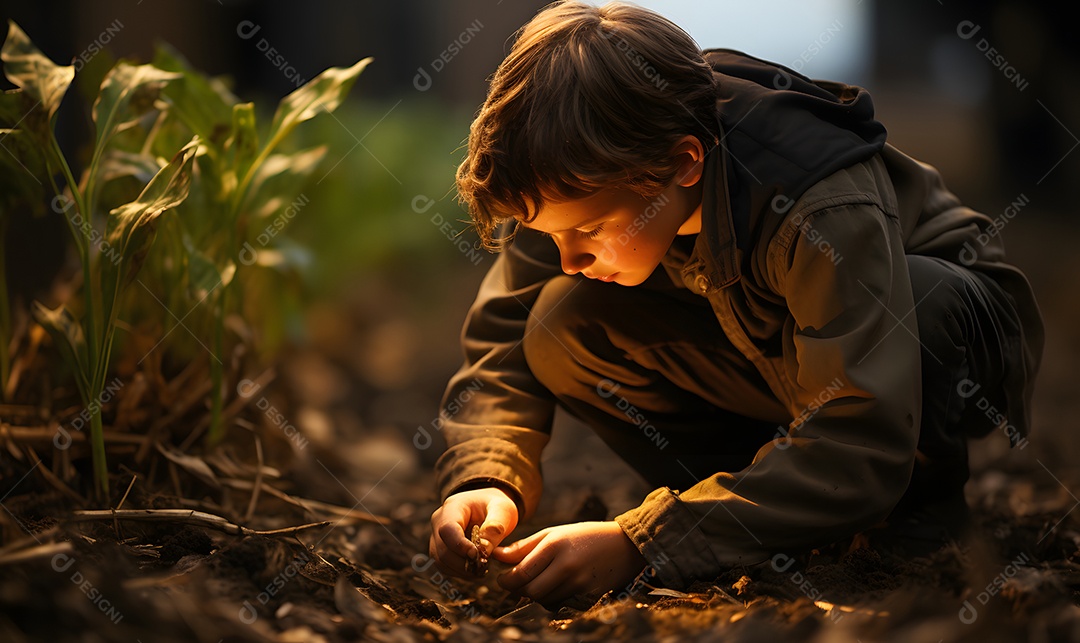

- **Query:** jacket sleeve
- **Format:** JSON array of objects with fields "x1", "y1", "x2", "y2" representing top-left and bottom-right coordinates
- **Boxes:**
[
  {"x1": 615, "y1": 200, "x2": 921, "y2": 587},
  {"x1": 433, "y1": 224, "x2": 564, "y2": 519}
]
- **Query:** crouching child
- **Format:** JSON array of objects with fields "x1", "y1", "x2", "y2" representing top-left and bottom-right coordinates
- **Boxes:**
[{"x1": 427, "y1": 0, "x2": 1044, "y2": 609}]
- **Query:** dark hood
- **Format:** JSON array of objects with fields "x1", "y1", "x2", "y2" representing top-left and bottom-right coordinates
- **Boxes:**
[{"x1": 703, "y1": 48, "x2": 887, "y2": 251}]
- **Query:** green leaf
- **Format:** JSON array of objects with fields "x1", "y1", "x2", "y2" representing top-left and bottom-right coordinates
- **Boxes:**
[
  {"x1": 232, "y1": 57, "x2": 368, "y2": 228},
  {"x1": 1, "y1": 21, "x2": 74, "y2": 122},
  {"x1": 184, "y1": 233, "x2": 235, "y2": 299},
  {"x1": 99, "y1": 149, "x2": 164, "y2": 185},
  {"x1": 31, "y1": 301, "x2": 90, "y2": 401},
  {"x1": 92, "y1": 62, "x2": 181, "y2": 153},
  {"x1": 101, "y1": 136, "x2": 199, "y2": 329},
  {"x1": 0, "y1": 89, "x2": 49, "y2": 204},
  {"x1": 107, "y1": 137, "x2": 199, "y2": 251},
  {"x1": 245, "y1": 146, "x2": 325, "y2": 219},
  {"x1": 265, "y1": 57, "x2": 371, "y2": 145},
  {"x1": 0, "y1": 88, "x2": 24, "y2": 123},
  {"x1": 222, "y1": 102, "x2": 258, "y2": 197},
  {"x1": 0, "y1": 129, "x2": 48, "y2": 213},
  {"x1": 0, "y1": 87, "x2": 47, "y2": 142},
  {"x1": 153, "y1": 43, "x2": 236, "y2": 148}
]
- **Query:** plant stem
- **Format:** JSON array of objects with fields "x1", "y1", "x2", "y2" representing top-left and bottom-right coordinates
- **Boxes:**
[
  {"x1": 49, "y1": 132, "x2": 109, "y2": 498},
  {"x1": 46, "y1": 173, "x2": 85, "y2": 256},
  {"x1": 93, "y1": 261, "x2": 125, "y2": 399},
  {"x1": 230, "y1": 125, "x2": 291, "y2": 216},
  {"x1": 49, "y1": 135, "x2": 98, "y2": 375},
  {"x1": 88, "y1": 402, "x2": 108, "y2": 500}
]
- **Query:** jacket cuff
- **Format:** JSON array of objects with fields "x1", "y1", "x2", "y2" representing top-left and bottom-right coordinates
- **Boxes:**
[
  {"x1": 615, "y1": 487, "x2": 766, "y2": 589},
  {"x1": 435, "y1": 437, "x2": 543, "y2": 519},
  {"x1": 445, "y1": 478, "x2": 527, "y2": 518}
]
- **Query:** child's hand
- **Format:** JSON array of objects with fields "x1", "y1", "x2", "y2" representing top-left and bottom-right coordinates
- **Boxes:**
[
  {"x1": 491, "y1": 521, "x2": 647, "y2": 608},
  {"x1": 428, "y1": 487, "x2": 519, "y2": 577}
]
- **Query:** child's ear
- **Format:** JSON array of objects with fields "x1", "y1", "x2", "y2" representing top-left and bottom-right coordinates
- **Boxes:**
[{"x1": 671, "y1": 135, "x2": 706, "y2": 188}]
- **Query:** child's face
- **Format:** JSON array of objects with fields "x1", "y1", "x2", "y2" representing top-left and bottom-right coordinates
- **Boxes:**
[{"x1": 518, "y1": 181, "x2": 700, "y2": 287}]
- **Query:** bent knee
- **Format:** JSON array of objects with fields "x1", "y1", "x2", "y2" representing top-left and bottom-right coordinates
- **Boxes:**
[
  {"x1": 523, "y1": 276, "x2": 617, "y2": 391},
  {"x1": 907, "y1": 255, "x2": 976, "y2": 361}
]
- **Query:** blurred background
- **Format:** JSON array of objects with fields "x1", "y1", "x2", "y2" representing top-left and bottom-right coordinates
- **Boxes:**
[{"x1": 2, "y1": 0, "x2": 1077, "y2": 513}]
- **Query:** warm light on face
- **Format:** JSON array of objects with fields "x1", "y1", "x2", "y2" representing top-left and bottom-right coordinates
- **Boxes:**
[{"x1": 519, "y1": 183, "x2": 696, "y2": 286}]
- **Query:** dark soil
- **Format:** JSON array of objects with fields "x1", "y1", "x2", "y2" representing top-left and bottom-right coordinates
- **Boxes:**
[{"x1": 1, "y1": 216, "x2": 1079, "y2": 642}]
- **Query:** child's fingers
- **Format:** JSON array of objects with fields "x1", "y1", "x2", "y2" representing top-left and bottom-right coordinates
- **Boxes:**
[
  {"x1": 478, "y1": 501, "x2": 518, "y2": 552},
  {"x1": 491, "y1": 529, "x2": 545, "y2": 564},
  {"x1": 436, "y1": 521, "x2": 476, "y2": 559},
  {"x1": 497, "y1": 541, "x2": 557, "y2": 593},
  {"x1": 514, "y1": 563, "x2": 574, "y2": 605}
]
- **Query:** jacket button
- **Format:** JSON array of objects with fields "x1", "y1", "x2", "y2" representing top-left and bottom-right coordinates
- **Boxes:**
[{"x1": 694, "y1": 274, "x2": 711, "y2": 293}]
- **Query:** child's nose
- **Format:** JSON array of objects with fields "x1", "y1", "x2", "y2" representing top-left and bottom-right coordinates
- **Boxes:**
[{"x1": 559, "y1": 249, "x2": 594, "y2": 276}]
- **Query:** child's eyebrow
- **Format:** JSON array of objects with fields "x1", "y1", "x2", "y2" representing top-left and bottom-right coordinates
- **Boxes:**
[{"x1": 518, "y1": 216, "x2": 604, "y2": 237}]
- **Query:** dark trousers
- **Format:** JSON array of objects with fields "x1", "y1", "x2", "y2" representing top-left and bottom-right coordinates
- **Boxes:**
[{"x1": 521, "y1": 255, "x2": 1018, "y2": 525}]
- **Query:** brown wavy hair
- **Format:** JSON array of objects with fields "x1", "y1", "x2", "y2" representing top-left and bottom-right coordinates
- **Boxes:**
[{"x1": 457, "y1": 0, "x2": 719, "y2": 250}]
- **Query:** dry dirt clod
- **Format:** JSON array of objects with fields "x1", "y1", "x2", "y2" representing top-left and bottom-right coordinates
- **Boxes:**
[{"x1": 465, "y1": 525, "x2": 489, "y2": 577}]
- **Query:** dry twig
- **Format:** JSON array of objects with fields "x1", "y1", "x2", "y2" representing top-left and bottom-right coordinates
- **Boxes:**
[
  {"x1": 220, "y1": 478, "x2": 391, "y2": 525},
  {"x1": 0, "y1": 541, "x2": 73, "y2": 567},
  {"x1": 25, "y1": 446, "x2": 83, "y2": 503},
  {"x1": 70, "y1": 508, "x2": 331, "y2": 537}
]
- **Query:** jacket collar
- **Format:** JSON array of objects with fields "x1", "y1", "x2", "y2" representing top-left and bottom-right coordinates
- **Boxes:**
[
  {"x1": 668, "y1": 49, "x2": 887, "y2": 296},
  {"x1": 677, "y1": 131, "x2": 743, "y2": 295}
]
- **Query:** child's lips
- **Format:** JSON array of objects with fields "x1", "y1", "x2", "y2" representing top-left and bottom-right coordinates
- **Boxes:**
[{"x1": 590, "y1": 272, "x2": 618, "y2": 282}]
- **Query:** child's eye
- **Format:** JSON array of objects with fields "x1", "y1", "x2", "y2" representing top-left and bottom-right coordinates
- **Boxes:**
[{"x1": 581, "y1": 224, "x2": 604, "y2": 239}]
